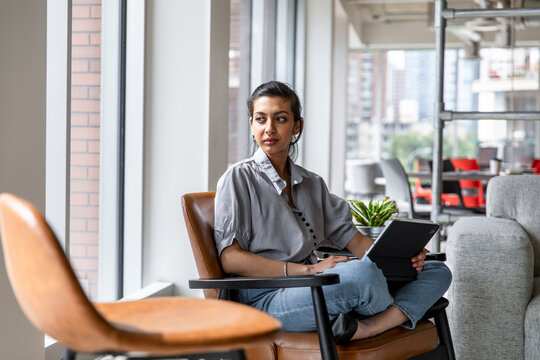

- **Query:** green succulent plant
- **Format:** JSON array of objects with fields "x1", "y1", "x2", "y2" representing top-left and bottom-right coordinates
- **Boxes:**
[{"x1": 347, "y1": 197, "x2": 399, "y2": 227}]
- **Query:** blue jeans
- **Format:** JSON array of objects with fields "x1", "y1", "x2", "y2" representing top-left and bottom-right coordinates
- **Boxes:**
[{"x1": 236, "y1": 257, "x2": 452, "y2": 332}]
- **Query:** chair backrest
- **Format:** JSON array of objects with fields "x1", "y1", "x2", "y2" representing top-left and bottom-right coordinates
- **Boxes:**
[
  {"x1": 379, "y1": 159, "x2": 415, "y2": 218},
  {"x1": 477, "y1": 146, "x2": 498, "y2": 169},
  {"x1": 181, "y1": 192, "x2": 223, "y2": 299},
  {"x1": 413, "y1": 157, "x2": 432, "y2": 203},
  {"x1": 450, "y1": 158, "x2": 484, "y2": 207},
  {"x1": 449, "y1": 158, "x2": 479, "y2": 172},
  {"x1": 346, "y1": 161, "x2": 384, "y2": 197},
  {"x1": 0, "y1": 193, "x2": 115, "y2": 351},
  {"x1": 532, "y1": 159, "x2": 540, "y2": 174},
  {"x1": 428, "y1": 159, "x2": 464, "y2": 207}
]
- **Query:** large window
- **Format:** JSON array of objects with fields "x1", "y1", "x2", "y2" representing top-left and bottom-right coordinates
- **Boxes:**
[
  {"x1": 476, "y1": 47, "x2": 539, "y2": 168},
  {"x1": 70, "y1": 0, "x2": 103, "y2": 300},
  {"x1": 228, "y1": 0, "x2": 302, "y2": 165},
  {"x1": 228, "y1": 0, "x2": 252, "y2": 165},
  {"x1": 345, "y1": 47, "x2": 539, "y2": 198},
  {"x1": 347, "y1": 48, "x2": 539, "y2": 168},
  {"x1": 68, "y1": 0, "x2": 136, "y2": 301}
]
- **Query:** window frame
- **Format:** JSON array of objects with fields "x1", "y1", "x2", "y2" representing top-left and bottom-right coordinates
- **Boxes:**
[{"x1": 47, "y1": 0, "x2": 146, "y2": 303}]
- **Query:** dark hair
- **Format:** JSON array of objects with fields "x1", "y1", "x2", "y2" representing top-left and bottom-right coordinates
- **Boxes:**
[{"x1": 247, "y1": 81, "x2": 303, "y2": 159}]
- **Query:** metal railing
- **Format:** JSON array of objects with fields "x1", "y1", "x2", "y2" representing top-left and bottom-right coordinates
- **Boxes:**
[{"x1": 431, "y1": 0, "x2": 540, "y2": 251}]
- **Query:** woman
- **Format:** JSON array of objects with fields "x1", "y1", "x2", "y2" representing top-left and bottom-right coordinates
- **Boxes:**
[{"x1": 214, "y1": 80, "x2": 451, "y2": 343}]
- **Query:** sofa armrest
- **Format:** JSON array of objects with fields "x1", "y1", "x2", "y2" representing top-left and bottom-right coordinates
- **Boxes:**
[{"x1": 446, "y1": 216, "x2": 534, "y2": 359}]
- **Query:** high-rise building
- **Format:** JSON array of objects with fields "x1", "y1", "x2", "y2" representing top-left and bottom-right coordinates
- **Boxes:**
[{"x1": 347, "y1": 49, "x2": 482, "y2": 164}]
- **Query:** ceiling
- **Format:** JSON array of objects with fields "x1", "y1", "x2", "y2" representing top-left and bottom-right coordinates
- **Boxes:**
[{"x1": 341, "y1": 0, "x2": 540, "y2": 51}]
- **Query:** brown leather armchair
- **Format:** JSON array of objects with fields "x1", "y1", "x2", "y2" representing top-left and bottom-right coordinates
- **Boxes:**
[
  {"x1": 182, "y1": 192, "x2": 455, "y2": 360},
  {"x1": 0, "y1": 193, "x2": 281, "y2": 360}
]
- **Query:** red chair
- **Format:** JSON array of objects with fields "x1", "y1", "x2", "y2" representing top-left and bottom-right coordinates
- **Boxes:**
[
  {"x1": 531, "y1": 159, "x2": 540, "y2": 174},
  {"x1": 413, "y1": 158, "x2": 460, "y2": 207},
  {"x1": 449, "y1": 158, "x2": 485, "y2": 207},
  {"x1": 413, "y1": 157, "x2": 434, "y2": 204}
]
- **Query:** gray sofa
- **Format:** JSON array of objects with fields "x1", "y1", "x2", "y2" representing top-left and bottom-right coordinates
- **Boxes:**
[{"x1": 446, "y1": 175, "x2": 540, "y2": 359}]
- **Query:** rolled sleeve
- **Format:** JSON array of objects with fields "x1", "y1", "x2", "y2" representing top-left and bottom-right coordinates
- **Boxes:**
[
  {"x1": 322, "y1": 190, "x2": 359, "y2": 249},
  {"x1": 325, "y1": 222, "x2": 358, "y2": 249},
  {"x1": 214, "y1": 167, "x2": 252, "y2": 256},
  {"x1": 214, "y1": 228, "x2": 251, "y2": 256}
]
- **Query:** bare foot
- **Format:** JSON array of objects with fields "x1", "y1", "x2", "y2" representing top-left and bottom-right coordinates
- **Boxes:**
[{"x1": 351, "y1": 306, "x2": 409, "y2": 340}]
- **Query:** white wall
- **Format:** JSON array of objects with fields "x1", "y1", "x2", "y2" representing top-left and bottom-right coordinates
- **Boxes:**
[
  {"x1": 143, "y1": 0, "x2": 230, "y2": 296},
  {"x1": 0, "y1": 0, "x2": 46, "y2": 358},
  {"x1": 303, "y1": 0, "x2": 348, "y2": 196},
  {"x1": 303, "y1": 0, "x2": 333, "y2": 181}
]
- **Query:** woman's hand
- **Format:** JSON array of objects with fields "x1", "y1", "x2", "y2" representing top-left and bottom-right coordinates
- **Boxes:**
[
  {"x1": 411, "y1": 248, "x2": 428, "y2": 271},
  {"x1": 308, "y1": 255, "x2": 351, "y2": 275}
]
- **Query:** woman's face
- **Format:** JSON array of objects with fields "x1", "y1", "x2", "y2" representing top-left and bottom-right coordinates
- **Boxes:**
[{"x1": 250, "y1": 96, "x2": 301, "y2": 160}]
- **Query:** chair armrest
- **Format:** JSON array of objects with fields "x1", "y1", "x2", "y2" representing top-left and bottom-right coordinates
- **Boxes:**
[
  {"x1": 190, "y1": 273, "x2": 341, "y2": 359},
  {"x1": 421, "y1": 297, "x2": 448, "y2": 320},
  {"x1": 315, "y1": 247, "x2": 355, "y2": 259},
  {"x1": 316, "y1": 246, "x2": 447, "y2": 262},
  {"x1": 189, "y1": 273, "x2": 340, "y2": 290},
  {"x1": 425, "y1": 252, "x2": 446, "y2": 261}
]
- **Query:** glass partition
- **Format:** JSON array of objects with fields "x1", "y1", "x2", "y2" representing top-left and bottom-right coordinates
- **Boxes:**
[{"x1": 345, "y1": 47, "x2": 539, "y2": 199}]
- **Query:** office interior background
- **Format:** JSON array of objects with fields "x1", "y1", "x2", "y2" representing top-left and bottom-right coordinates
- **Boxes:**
[{"x1": 1, "y1": 0, "x2": 539, "y2": 358}]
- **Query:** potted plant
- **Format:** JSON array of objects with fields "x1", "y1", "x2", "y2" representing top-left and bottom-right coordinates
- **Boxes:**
[{"x1": 347, "y1": 197, "x2": 399, "y2": 239}]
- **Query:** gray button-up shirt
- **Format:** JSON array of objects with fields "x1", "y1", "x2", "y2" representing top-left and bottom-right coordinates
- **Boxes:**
[{"x1": 214, "y1": 148, "x2": 358, "y2": 264}]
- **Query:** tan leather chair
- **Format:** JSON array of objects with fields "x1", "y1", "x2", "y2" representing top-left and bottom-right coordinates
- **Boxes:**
[
  {"x1": 182, "y1": 192, "x2": 447, "y2": 360},
  {"x1": 0, "y1": 193, "x2": 281, "y2": 360}
]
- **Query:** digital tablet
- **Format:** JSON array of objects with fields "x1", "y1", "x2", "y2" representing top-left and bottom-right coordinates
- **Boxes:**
[{"x1": 365, "y1": 219, "x2": 439, "y2": 282}]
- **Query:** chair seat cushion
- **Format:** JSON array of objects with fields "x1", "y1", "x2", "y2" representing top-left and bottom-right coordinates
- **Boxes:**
[
  {"x1": 94, "y1": 297, "x2": 281, "y2": 356},
  {"x1": 275, "y1": 320, "x2": 438, "y2": 360}
]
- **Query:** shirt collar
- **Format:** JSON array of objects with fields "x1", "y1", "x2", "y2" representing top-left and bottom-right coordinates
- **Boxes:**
[
  {"x1": 252, "y1": 148, "x2": 305, "y2": 193},
  {"x1": 290, "y1": 159, "x2": 304, "y2": 187}
]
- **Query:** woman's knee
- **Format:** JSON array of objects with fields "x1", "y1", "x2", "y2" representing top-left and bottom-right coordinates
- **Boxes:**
[
  {"x1": 337, "y1": 258, "x2": 387, "y2": 287},
  {"x1": 334, "y1": 259, "x2": 392, "y2": 309},
  {"x1": 422, "y1": 261, "x2": 452, "y2": 289}
]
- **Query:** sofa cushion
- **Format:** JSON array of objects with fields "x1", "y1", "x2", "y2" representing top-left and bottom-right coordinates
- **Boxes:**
[{"x1": 487, "y1": 175, "x2": 540, "y2": 275}]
